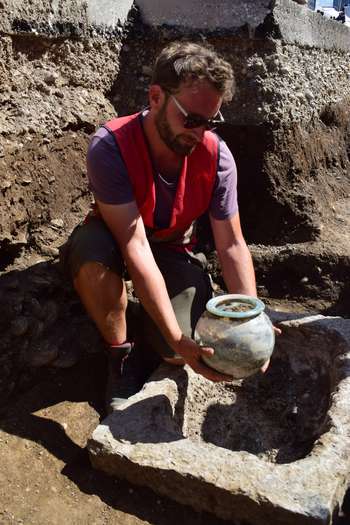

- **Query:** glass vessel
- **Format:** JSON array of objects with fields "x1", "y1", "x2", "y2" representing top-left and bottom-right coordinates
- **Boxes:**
[{"x1": 195, "y1": 294, "x2": 275, "y2": 378}]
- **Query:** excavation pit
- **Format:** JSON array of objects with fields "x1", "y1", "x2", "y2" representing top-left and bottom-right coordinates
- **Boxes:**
[{"x1": 88, "y1": 315, "x2": 350, "y2": 525}]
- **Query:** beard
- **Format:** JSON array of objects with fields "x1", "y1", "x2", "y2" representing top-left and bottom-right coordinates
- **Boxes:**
[{"x1": 155, "y1": 99, "x2": 197, "y2": 157}]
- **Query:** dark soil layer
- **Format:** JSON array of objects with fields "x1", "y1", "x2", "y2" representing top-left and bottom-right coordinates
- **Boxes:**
[
  {"x1": 0, "y1": 130, "x2": 91, "y2": 266},
  {"x1": 218, "y1": 107, "x2": 350, "y2": 244}
]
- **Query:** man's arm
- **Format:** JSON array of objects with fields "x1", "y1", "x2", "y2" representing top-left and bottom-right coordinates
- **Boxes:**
[
  {"x1": 96, "y1": 199, "x2": 232, "y2": 382},
  {"x1": 210, "y1": 211, "x2": 257, "y2": 296},
  {"x1": 211, "y1": 211, "x2": 280, "y2": 373}
]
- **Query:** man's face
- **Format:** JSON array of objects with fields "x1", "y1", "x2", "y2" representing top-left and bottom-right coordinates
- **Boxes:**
[{"x1": 154, "y1": 80, "x2": 223, "y2": 157}]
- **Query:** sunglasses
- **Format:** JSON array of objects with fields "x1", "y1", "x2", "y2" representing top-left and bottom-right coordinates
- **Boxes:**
[{"x1": 171, "y1": 95, "x2": 225, "y2": 131}]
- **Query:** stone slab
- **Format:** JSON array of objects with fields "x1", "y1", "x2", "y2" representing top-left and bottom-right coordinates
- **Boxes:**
[
  {"x1": 87, "y1": 0, "x2": 133, "y2": 30},
  {"x1": 88, "y1": 315, "x2": 350, "y2": 525},
  {"x1": 2, "y1": 0, "x2": 350, "y2": 53},
  {"x1": 134, "y1": 0, "x2": 350, "y2": 52},
  {"x1": 274, "y1": 0, "x2": 350, "y2": 52},
  {"x1": 0, "y1": 0, "x2": 134, "y2": 35},
  {"x1": 135, "y1": 0, "x2": 271, "y2": 31}
]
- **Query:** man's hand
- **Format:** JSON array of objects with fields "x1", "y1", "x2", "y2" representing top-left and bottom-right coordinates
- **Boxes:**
[
  {"x1": 260, "y1": 325, "x2": 282, "y2": 374},
  {"x1": 172, "y1": 335, "x2": 233, "y2": 382}
]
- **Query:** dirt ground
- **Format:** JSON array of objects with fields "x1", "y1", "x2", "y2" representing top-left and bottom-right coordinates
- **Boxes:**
[
  {"x1": 0, "y1": 354, "x2": 232, "y2": 525},
  {"x1": 0, "y1": 350, "x2": 349, "y2": 525}
]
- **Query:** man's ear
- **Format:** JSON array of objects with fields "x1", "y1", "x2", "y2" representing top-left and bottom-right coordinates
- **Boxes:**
[{"x1": 149, "y1": 84, "x2": 165, "y2": 109}]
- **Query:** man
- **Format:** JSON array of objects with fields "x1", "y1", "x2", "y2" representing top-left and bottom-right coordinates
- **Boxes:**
[{"x1": 61, "y1": 41, "x2": 262, "y2": 413}]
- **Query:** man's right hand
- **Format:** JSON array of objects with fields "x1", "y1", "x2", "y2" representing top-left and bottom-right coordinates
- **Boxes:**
[{"x1": 171, "y1": 335, "x2": 233, "y2": 383}]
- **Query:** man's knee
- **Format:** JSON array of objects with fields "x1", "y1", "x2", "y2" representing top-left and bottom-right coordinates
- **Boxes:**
[
  {"x1": 74, "y1": 261, "x2": 127, "y2": 309},
  {"x1": 74, "y1": 261, "x2": 110, "y2": 289}
]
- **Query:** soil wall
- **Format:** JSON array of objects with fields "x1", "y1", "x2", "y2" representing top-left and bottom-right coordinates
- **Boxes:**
[{"x1": 1, "y1": 0, "x2": 350, "y2": 406}]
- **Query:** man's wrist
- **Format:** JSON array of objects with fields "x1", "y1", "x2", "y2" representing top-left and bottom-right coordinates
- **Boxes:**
[{"x1": 167, "y1": 331, "x2": 184, "y2": 351}]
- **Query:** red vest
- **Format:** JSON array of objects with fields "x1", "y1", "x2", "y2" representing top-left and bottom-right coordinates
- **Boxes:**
[{"x1": 105, "y1": 112, "x2": 218, "y2": 243}]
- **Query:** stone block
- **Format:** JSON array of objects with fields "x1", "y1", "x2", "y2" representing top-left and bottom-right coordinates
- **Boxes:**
[
  {"x1": 87, "y1": 0, "x2": 134, "y2": 30},
  {"x1": 88, "y1": 315, "x2": 350, "y2": 525},
  {"x1": 135, "y1": 0, "x2": 271, "y2": 32}
]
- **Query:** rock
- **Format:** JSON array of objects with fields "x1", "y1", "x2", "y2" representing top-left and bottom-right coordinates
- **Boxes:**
[
  {"x1": 50, "y1": 347, "x2": 80, "y2": 368},
  {"x1": 6, "y1": 294, "x2": 24, "y2": 316},
  {"x1": 50, "y1": 218, "x2": 64, "y2": 229},
  {"x1": 40, "y1": 246, "x2": 59, "y2": 257},
  {"x1": 41, "y1": 300, "x2": 58, "y2": 325},
  {"x1": 88, "y1": 315, "x2": 350, "y2": 525},
  {"x1": 141, "y1": 65, "x2": 152, "y2": 76},
  {"x1": 44, "y1": 72, "x2": 59, "y2": 86},
  {"x1": 25, "y1": 297, "x2": 42, "y2": 318},
  {"x1": 28, "y1": 319, "x2": 44, "y2": 339},
  {"x1": 20, "y1": 176, "x2": 32, "y2": 185},
  {"x1": 28, "y1": 341, "x2": 59, "y2": 367},
  {"x1": 0, "y1": 178, "x2": 11, "y2": 189},
  {"x1": 10, "y1": 317, "x2": 29, "y2": 337},
  {"x1": 29, "y1": 273, "x2": 56, "y2": 288}
]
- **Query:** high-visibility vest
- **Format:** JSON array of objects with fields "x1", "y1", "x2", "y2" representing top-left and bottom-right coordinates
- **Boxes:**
[{"x1": 105, "y1": 112, "x2": 218, "y2": 243}]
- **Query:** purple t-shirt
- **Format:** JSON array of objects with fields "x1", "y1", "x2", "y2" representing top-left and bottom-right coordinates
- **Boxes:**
[{"x1": 87, "y1": 118, "x2": 238, "y2": 229}]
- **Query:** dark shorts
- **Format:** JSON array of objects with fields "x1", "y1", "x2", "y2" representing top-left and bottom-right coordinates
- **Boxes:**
[{"x1": 59, "y1": 218, "x2": 213, "y2": 358}]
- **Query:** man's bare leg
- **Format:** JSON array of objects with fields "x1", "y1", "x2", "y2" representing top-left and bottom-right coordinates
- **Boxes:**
[
  {"x1": 73, "y1": 261, "x2": 127, "y2": 345},
  {"x1": 73, "y1": 261, "x2": 154, "y2": 412},
  {"x1": 74, "y1": 262, "x2": 184, "y2": 364}
]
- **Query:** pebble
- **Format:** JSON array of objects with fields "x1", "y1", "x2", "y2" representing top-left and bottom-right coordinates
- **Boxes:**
[
  {"x1": 41, "y1": 301, "x2": 58, "y2": 325},
  {"x1": 51, "y1": 349, "x2": 79, "y2": 369},
  {"x1": 10, "y1": 317, "x2": 29, "y2": 337},
  {"x1": 41, "y1": 246, "x2": 59, "y2": 257},
  {"x1": 27, "y1": 297, "x2": 42, "y2": 318},
  {"x1": 50, "y1": 218, "x2": 64, "y2": 229},
  {"x1": 44, "y1": 72, "x2": 59, "y2": 85},
  {"x1": 300, "y1": 276, "x2": 309, "y2": 284},
  {"x1": 28, "y1": 341, "x2": 59, "y2": 367},
  {"x1": 0, "y1": 179, "x2": 12, "y2": 190},
  {"x1": 305, "y1": 89, "x2": 314, "y2": 100},
  {"x1": 29, "y1": 319, "x2": 44, "y2": 339},
  {"x1": 142, "y1": 65, "x2": 152, "y2": 76}
]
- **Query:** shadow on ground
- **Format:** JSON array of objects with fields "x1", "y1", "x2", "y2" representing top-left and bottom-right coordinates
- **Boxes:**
[{"x1": 0, "y1": 354, "x2": 229, "y2": 525}]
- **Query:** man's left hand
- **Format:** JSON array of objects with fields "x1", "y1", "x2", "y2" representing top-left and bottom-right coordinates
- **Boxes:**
[{"x1": 260, "y1": 325, "x2": 282, "y2": 373}]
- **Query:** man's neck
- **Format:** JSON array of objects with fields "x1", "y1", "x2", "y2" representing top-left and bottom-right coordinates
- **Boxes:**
[{"x1": 142, "y1": 112, "x2": 182, "y2": 181}]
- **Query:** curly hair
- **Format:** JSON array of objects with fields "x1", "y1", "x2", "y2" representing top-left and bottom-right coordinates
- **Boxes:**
[{"x1": 151, "y1": 41, "x2": 235, "y2": 102}]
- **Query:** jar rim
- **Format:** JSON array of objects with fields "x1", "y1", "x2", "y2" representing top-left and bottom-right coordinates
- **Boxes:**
[{"x1": 206, "y1": 294, "x2": 265, "y2": 319}]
